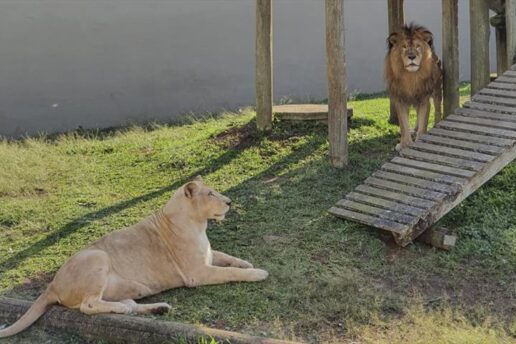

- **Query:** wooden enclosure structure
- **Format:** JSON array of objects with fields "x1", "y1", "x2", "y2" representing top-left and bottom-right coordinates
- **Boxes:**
[
  {"x1": 255, "y1": 1, "x2": 516, "y2": 168},
  {"x1": 329, "y1": 65, "x2": 516, "y2": 246}
]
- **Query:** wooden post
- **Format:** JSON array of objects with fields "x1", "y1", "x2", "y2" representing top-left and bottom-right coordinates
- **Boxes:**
[
  {"x1": 470, "y1": 0, "x2": 491, "y2": 95},
  {"x1": 255, "y1": 0, "x2": 273, "y2": 131},
  {"x1": 493, "y1": 17, "x2": 508, "y2": 75},
  {"x1": 325, "y1": 0, "x2": 348, "y2": 168},
  {"x1": 507, "y1": 0, "x2": 516, "y2": 66},
  {"x1": 387, "y1": 0, "x2": 404, "y2": 125},
  {"x1": 442, "y1": 0, "x2": 460, "y2": 119}
]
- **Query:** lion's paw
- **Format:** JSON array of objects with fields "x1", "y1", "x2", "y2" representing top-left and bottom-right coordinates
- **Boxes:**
[
  {"x1": 251, "y1": 268, "x2": 269, "y2": 281},
  {"x1": 151, "y1": 303, "x2": 171, "y2": 315},
  {"x1": 236, "y1": 259, "x2": 254, "y2": 269}
]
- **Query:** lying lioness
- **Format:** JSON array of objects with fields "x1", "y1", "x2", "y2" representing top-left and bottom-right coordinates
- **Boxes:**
[{"x1": 0, "y1": 176, "x2": 268, "y2": 337}]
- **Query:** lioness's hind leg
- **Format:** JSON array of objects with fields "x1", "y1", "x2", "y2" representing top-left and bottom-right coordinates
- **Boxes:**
[{"x1": 120, "y1": 299, "x2": 171, "y2": 315}]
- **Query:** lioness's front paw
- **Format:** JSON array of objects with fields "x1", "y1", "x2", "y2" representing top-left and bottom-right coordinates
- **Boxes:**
[
  {"x1": 235, "y1": 259, "x2": 253, "y2": 269},
  {"x1": 250, "y1": 268, "x2": 269, "y2": 281}
]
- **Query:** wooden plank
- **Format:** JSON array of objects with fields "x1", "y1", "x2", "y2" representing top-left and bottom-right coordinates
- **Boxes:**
[
  {"x1": 419, "y1": 133, "x2": 505, "y2": 155},
  {"x1": 446, "y1": 114, "x2": 516, "y2": 130},
  {"x1": 479, "y1": 88, "x2": 516, "y2": 99},
  {"x1": 494, "y1": 75, "x2": 516, "y2": 84},
  {"x1": 255, "y1": 0, "x2": 273, "y2": 131},
  {"x1": 437, "y1": 120, "x2": 516, "y2": 139},
  {"x1": 365, "y1": 177, "x2": 447, "y2": 201},
  {"x1": 429, "y1": 127, "x2": 515, "y2": 146},
  {"x1": 487, "y1": 81, "x2": 516, "y2": 90},
  {"x1": 391, "y1": 156, "x2": 476, "y2": 178},
  {"x1": 325, "y1": 0, "x2": 348, "y2": 168},
  {"x1": 355, "y1": 184, "x2": 435, "y2": 209},
  {"x1": 400, "y1": 148, "x2": 485, "y2": 171},
  {"x1": 345, "y1": 191, "x2": 427, "y2": 217},
  {"x1": 409, "y1": 141, "x2": 495, "y2": 162},
  {"x1": 336, "y1": 199, "x2": 418, "y2": 225},
  {"x1": 470, "y1": 0, "x2": 490, "y2": 95},
  {"x1": 442, "y1": 0, "x2": 460, "y2": 118},
  {"x1": 373, "y1": 170, "x2": 455, "y2": 194},
  {"x1": 328, "y1": 206, "x2": 409, "y2": 234},
  {"x1": 456, "y1": 107, "x2": 516, "y2": 123},
  {"x1": 473, "y1": 94, "x2": 516, "y2": 106},
  {"x1": 387, "y1": 0, "x2": 404, "y2": 125},
  {"x1": 508, "y1": 1, "x2": 516, "y2": 67},
  {"x1": 381, "y1": 162, "x2": 469, "y2": 185},
  {"x1": 504, "y1": 70, "x2": 516, "y2": 77},
  {"x1": 464, "y1": 101, "x2": 516, "y2": 115}
]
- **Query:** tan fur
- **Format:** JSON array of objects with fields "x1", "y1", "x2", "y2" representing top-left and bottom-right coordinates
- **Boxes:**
[
  {"x1": 0, "y1": 176, "x2": 268, "y2": 338},
  {"x1": 384, "y1": 23, "x2": 442, "y2": 150}
]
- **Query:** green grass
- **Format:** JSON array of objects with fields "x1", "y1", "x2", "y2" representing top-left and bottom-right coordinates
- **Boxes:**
[{"x1": 0, "y1": 86, "x2": 515, "y2": 343}]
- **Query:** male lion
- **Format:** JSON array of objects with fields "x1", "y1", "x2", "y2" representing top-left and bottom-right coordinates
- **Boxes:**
[
  {"x1": 385, "y1": 23, "x2": 442, "y2": 150},
  {"x1": 0, "y1": 176, "x2": 268, "y2": 338}
]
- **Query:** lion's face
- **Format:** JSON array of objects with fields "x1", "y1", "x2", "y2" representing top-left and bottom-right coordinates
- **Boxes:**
[
  {"x1": 180, "y1": 176, "x2": 231, "y2": 221},
  {"x1": 387, "y1": 25, "x2": 434, "y2": 73}
]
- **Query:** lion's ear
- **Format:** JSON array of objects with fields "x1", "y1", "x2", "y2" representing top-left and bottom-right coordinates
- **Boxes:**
[
  {"x1": 387, "y1": 33, "x2": 398, "y2": 49},
  {"x1": 184, "y1": 182, "x2": 199, "y2": 198},
  {"x1": 422, "y1": 30, "x2": 434, "y2": 48},
  {"x1": 193, "y1": 175, "x2": 204, "y2": 182}
]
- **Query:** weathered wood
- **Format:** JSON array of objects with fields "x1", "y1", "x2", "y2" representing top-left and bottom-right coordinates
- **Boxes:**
[
  {"x1": 336, "y1": 199, "x2": 418, "y2": 225},
  {"x1": 419, "y1": 133, "x2": 505, "y2": 155},
  {"x1": 0, "y1": 297, "x2": 297, "y2": 344},
  {"x1": 442, "y1": 0, "x2": 460, "y2": 117},
  {"x1": 446, "y1": 114, "x2": 516, "y2": 130},
  {"x1": 365, "y1": 177, "x2": 448, "y2": 201},
  {"x1": 329, "y1": 206, "x2": 409, "y2": 234},
  {"x1": 373, "y1": 170, "x2": 455, "y2": 194},
  {"x1": 470, "y1": 0, "x2": 491, "y2": 95},
  {"x1": 437, "y1": 120, "x2": 516, "y2": 139},
  {"x1": 272, "y1": 104, "x2": 353, "y2": 126},
  {"x1": 255, "y1": 0, "x2": 273, "y2": 131},
  {"x1": 355, "y1": 184, "x2": 435, "y2": 209},
  {"x1": 494, "y1": 17, "x2": 508, "y2": 75},
  {"x1": 479, "y1": 87, "x2": 516, "y2": 99},
  {"x1": 417, "y1": 226, "x2": 457, "y2": 250},
  {"x1": 473, "y1": 94, "x2": 516, "y2": 106},
  {"x1": 464, "y1": 100, "x2": 516, "y2": 115},
  {"x1": 409, "y1": 141, "x2": 496, "y2": 162},
  {"x1": 400, "y1": 148, "x2": 486, "y2": 171},
  {"x1": 493, "y1": 75, "x2": 516, "y2": 84},
  {"x1": 391, "y1": 156, "x2": 476, "y2": 178},
  {"x1": 345, "y1": 192, "x2": 427, "y2": 217},
  {"x1": 428, "y1": 127, "x2": 515, "y2": 147},
  {"x1": 507, "y1": 0, "x2": 516, "y2": 66},
  {"x1": 381, "y1": 162, "x2": 469, "y2": 185},
  {"x1": 487, "y1": 81, "x2": 516, "y2": 90},
  {"x1": 456, "y1": 107, "x2": 516, "y2": 123},
  {"x1": 387, "y1": 0, "x2": 404, "y2": 125},
  {"x1": 505, "y1": 70, "x2": 516, "y2": 77},
  {"x1": 325, "y1": 0, "x2": 348, "y2": 168}
]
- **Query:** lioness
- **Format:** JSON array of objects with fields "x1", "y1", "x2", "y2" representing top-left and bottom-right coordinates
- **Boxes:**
[
  {"x1": 385, "y1": 23, "x2": 442, "y2": 150},
  {"x1": 0, "y1": 176, "x2": 268, "y2": 337}
]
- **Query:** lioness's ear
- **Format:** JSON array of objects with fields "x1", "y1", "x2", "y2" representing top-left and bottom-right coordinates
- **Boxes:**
[
  {"x1": 184, "y1": 182, "x2": 199, "y2": 198},
  {"x1": 193, "y1": 175, "x2": 204, "y2": 182},
  {"x1": 387, "y1": 33, "x2": 398, "y2": 49}
]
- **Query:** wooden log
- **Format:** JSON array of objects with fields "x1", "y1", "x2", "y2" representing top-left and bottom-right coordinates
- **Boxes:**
[
  {"x1": 0, "y1": 297, "x2": 298, "y2": 344},
  {"x1": 470, "y1": 0, "x2": 491, "y2": 95},
  {"x1": 417, "y1": 226, "x2": 457, "y2": 250},
  {"x1": 387, "y1": 0, "x2": 404, "y2": 125},
  {"x1": 325, "y1": 0, "x2": 348, "y2": 168},
  {"x1": 507, "y1": 0, "x2": 516, "y2": 66},
  {"x1": 494, "y1": 20, "x2": 508, "y2": 75},
  {"x1": 256, "y1": 0, "x2": 273, "y2": 131},
  {"x1": 442, "y1": 0, "x2": 460, "y2": 118}
]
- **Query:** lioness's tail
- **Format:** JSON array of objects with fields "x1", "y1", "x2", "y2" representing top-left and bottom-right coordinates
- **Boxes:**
[{"x1": 0, "y1": 289, "x2": 57, "y2": 338}]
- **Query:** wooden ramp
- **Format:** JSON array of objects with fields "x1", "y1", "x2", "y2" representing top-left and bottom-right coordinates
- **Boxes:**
[{"x1": 329, "y1": 66, "x2": 516, "y2": 246}]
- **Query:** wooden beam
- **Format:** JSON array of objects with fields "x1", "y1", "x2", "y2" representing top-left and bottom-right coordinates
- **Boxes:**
[
  {"x1": 470, "y1": 0, "x2": 491, "y2": 95},
  {"x1": 0, "y1": 297, "x2": 298, "y2": 344},
  {"x1": 255, "y1": 0, "x2": 273, "y2": 131},
  {"x1": 507, "y1": 0, "x2": 516, "y2": 67},
  {"x1": 442, "y1": 0, "x2": 460, "y2": 118},
  {"x1": 325, "y1": 0, "x2": 348, "y2": 168},
  {"x1": 387, "y1": 0, "x2": 404, "y2": 125}
]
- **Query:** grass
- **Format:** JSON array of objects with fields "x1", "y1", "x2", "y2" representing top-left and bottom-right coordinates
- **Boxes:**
[{"x1": 0, "y1": 85, "x2": 515, "y2": 343}]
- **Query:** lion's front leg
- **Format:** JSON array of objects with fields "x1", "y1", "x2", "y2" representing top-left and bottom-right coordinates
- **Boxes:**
[
  {"x1": 186, "y1": 266, "x2": 268, "y2": 287},
  {"x1": 415, "y1": 99, "x2": 430, "y2": 140},
  {"x1": 211, "y1": 250, "x2": 253, "y2": 268},
  {"x1": 394, "y1": 102, "x2": 412, "y2": 151}
]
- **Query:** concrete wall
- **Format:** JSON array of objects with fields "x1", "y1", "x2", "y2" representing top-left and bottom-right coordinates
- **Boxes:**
[{"x1": 0, "y1": 0, "x2": 496, "y2": 137}]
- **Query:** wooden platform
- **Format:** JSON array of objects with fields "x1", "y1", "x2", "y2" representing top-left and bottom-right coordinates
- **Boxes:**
[
  {"x1": 273, "y1": 104, "x2": 352, "y2": 123},
  {"x1": 329, "y1": 65, "x2": 516, "y2": 246}
]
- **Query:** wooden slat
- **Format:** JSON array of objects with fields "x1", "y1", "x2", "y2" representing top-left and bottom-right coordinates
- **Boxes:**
[
  {"x1": 336, "y1": 199, "x2": 418, "y2": 225},
  {"x1": 365, "y1": 177, "x2": 447, "y2": 201},
  {"x1": 355, "y1": 184, "x2": 435, "y2": 209},
  {"x1": 504, "y1": 70, "x2": 516, "y2": 77},
  {"x1": 429, "y1": 127, "x2": 515, "y2": 147},
  {"x1": 464, "y1": 101, "x2": 516, "y2": 115},
  {"x1": 419, "y1": 133, "x2": 505, "y2": 155},
  {"x1": 328, "y1": 206, "x2": 409, "y2": 234},
  {"x1": 473, "y1": 94, "x2": 516, "y2": 106},
  {"x1": 437, "y1": 120, "x2": 516, "y2": 139},
  {"x1": 456, "y1": 107, "x2": 516, "y2": 123},
  {"x1": 373, "y1": 170, "x2": 455, "y2": 194},
  {"x1": 345, "y1": 192, "x2": 427, "y2": 217},
  {"x1": 400, "y1": 149, "x2": 485, "y2": 171},
  {"x1": 446, "y1": 114, "x2": 516, "y2": 130},
  {"x1": 391, "y1": 156, "x2": 476, "y2": 178},
  {"x1": 487, "y1": 81, "x2": 516, "y2": 90},
  {"x1": 410, "y1": 141, "x2": 495, "y2": 162},
  {"x1": 381, "y1": 162, "x2": 468, "y2": 185},
  {"x1": 495, "y1": 75, "x2": 516, "y2": 84},
  {"x1": 480, "y1": 87, "x2": 516, "y2": 99}
]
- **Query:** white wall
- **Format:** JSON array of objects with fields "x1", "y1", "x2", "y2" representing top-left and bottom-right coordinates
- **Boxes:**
[{"x1": 0, "y1": 0, "x2": 496, "y2": 137}]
